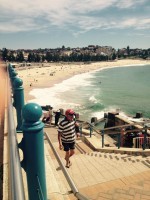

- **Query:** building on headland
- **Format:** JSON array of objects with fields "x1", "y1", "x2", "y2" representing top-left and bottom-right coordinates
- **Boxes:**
[{"x1": 1, "y1": 45, "x2": 150, "y2": 62}]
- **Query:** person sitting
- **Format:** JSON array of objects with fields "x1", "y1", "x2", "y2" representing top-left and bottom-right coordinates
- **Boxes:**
[{"x1": 42, "y1": 111, "x2": 50, "y2": 123}]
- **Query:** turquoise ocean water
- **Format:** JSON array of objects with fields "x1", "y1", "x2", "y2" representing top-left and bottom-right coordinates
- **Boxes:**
[{"x1": 29, "y1": 64, "x2": 150, "y2": 122}]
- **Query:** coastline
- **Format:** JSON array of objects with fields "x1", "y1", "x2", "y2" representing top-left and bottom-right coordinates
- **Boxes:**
[{"x1": 16, "y1": 59, "x2": 150, "y2": 103}]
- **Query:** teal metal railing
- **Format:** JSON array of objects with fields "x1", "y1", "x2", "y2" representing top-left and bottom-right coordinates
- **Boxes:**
[
  {"x1": 7, "y1": 63, "x2": 47, "y2": 200},
  {"x1": 7, "y1": 68, "x2": 25, "y2": 200},
  {"x1": 79, "y1": 121, "x2": 150, "y2": 150}
]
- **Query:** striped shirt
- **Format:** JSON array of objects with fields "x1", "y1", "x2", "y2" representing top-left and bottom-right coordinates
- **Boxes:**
[{"x1": 58, "y1": 117, "x2": 76, "y2": 143}]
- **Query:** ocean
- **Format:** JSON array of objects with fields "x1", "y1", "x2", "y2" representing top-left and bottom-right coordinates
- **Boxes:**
[{"x1": 29, "y1": 64, "x2": 150, "y2": 122}]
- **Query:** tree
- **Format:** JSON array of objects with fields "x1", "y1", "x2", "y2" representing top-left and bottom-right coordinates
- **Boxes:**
[
  {"x1": 28, "y1": 53, "x2": 33, "y2": 62},
  {"x1": 16, "y1": 52, "x2": 24, "y2": 62},
  {"x1": 45, "y1": 52, "x2": 53, "y2": 62},
  {"x1": 41, "y1": 55, "x2": 45, "y2": 62},
  {"x1": 127, "y1": 46, "x2": 130, "y2": 56},
  {"x1": 2, "y1": 48, "x2": 8, "y2": 61},
  {"x1": 35, "y1": 54, "x2": 41, "y2": 62},
  {"x1": 7, "y1": 52, "x2": 15, "y2": 62},
  {"x1": 112, "y1": 53, "x2": 116, "y2": 60},
  {"x1": 62, "y1": 45, "x2": 65, "y2": 50}
]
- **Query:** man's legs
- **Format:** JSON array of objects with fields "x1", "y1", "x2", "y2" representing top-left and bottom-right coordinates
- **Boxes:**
[
  {"x1": 55, "y1": 117, "x2": 59, "y2": 126},
  {"x1": 69, "y1": 149, "x2": 75, "y2": 158},
  {"x1": 65, "y1": 149, "x2": 75, "y2": 167},
  {"x1": 65, "y1": 151, "x2": 70, "y2": 167},
  {"x1": 49, "y1": 115, "x2": 53, "y2": 125},
  {"x1": 63, "y1": 143, "x2": 75, "y2": 167}
]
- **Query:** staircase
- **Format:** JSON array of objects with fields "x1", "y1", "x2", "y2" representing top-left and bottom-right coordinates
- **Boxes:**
[
  {"x1": 45, "y1": 142, "x2": 75, "y2": 200},
  {"x1": 44, "y1": 126, "x2": 150, "y2": 200}
]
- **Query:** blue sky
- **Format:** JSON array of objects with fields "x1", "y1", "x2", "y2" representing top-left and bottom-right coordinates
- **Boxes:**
[{"x1": 0, "y1": 0, "x2": 150, "y2": 50}]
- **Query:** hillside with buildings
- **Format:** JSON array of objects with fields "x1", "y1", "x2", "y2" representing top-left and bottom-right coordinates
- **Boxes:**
[{"x1": 1, "y1": 45, "x2": 150, "y2": 63}]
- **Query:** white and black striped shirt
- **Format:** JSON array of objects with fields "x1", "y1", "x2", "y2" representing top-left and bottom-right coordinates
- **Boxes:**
[{"x1": 58, "y1": 117, "x2": 76, "y2": 143}]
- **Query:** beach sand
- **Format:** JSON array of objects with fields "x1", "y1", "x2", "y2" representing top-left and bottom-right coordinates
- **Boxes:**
[{"x1": 16, "y1": 59, "x2": 150, "y2": 102}]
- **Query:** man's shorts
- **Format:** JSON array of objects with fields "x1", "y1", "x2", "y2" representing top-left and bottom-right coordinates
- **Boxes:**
[{"x1": 62, "y1": 142, "x2": 75, "y2": 151}]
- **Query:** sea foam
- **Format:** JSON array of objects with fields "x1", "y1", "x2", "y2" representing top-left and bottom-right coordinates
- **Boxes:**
[{"x1": 29, "y1": 71, "x2": 94, "y2": 109}]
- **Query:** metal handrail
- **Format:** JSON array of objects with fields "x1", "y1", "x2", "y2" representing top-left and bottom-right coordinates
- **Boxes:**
[
  {"x1": 133, "y1": 137, "x2": 150, "y2": 148},
  {"x1": 83, "y1": 121, "x2": 149, "y2": 135},
  {"x1": 81, "y1": 121, "x2": 150, "y2": 149},
  {"x1": 7, "y1": 70, "x2": 25, "y2": 200},
  {"x1": 36, "y1": 175, "x2": 44, "y2": 200},
  {"x1": 45, "y1": 132, "x2": 89, "y2": 200},
  {"x1": 84, "y1": 121, "x2": 135, "y2": 133}
]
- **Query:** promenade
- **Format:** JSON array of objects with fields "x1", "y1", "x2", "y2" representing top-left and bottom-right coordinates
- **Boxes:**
[{"x1": 37, "y1": 125, "x2": 150, "y2": 200}]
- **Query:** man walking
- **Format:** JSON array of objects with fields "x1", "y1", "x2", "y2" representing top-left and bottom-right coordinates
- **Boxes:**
[{"x1": 58, "y1": 109, "x2": 80, "y2": 168}]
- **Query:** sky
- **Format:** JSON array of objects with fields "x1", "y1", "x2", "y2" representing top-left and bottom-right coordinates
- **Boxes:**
[{"x1": 0, "y1": 0, "x2": 150, "y2": 50}]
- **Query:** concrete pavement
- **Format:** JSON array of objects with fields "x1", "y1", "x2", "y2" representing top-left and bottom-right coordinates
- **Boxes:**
[{"x1": 44, "y1": 125, "x2": 150, "y2": 200}]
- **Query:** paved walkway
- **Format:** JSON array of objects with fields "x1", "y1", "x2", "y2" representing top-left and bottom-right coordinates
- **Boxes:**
[{"x1": 44, "y1": 125, "x2": 150, "y2": 200}]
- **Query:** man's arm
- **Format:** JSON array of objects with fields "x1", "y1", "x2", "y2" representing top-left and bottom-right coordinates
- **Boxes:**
[
  {"x1": 58, "y1": 132, "x2": 63, "y2": 150},
  {"x1": 75, "y1": 122, "x2": 80, "y2": 138}
]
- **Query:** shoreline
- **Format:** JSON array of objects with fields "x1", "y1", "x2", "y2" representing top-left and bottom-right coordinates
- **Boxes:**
[{"x1": 16, "y1": 59, "x2": 150, "y2": 103}]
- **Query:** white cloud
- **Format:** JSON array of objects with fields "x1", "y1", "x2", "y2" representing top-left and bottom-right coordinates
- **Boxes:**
[
  {"x1": 0, "y1": 0, "x2": 116, "y2": 15},
  {"x1": 0, "y1": 18, "x2": 40, "y2": 33},
  {"x1": 67, "y1": 0, "x2": 117, "y2": 13},
  {"x1": 137, "y1": 18, "x2": 150, "y2": 30},
  {"x1": 116, "y1": 0, "x2": 148, "y2": 9},
  {"x1": 121, "y1": 18, "x2": 138, "y2": 27},
  {"x1": 0, "y1": 0, "x2": 149, "y2": 34}
]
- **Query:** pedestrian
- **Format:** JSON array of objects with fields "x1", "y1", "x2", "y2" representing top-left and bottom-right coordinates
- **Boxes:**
[
  {"x1": 48, "y1": 106, "x2": 53, "y2": 126},
  {"x1": 58, "y1": 109, "x2": 80, "y2": 168},
  {"x1": 54, "y1": 109, "x2": 61, "y2": 126}
]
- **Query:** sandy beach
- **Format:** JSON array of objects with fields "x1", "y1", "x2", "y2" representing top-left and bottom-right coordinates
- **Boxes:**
[{"x1": 16, "y1": 59, "x2": 150, "y2": 102}]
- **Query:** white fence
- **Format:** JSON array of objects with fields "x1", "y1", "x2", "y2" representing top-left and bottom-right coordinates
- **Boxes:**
[{"x1": 133, "y1": 137, "x2": 150, "y2": 148}]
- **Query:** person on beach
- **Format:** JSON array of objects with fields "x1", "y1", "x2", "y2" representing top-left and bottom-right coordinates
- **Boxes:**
[
  {"x1": 42, "y1": 110, "x2": 50, "y2": 123},
  {"x1": 58, "y1": 109, "x2": 80, "y2": 168},
  {"x1": 54, "y1": 109, "x2": 61, "y2": 126},
  {"x1": 48, "y1": 106, "x2": 53, "y2": 125},
  {"x1": 42, "y1": 106, "x2": 53, "y2": 125}
]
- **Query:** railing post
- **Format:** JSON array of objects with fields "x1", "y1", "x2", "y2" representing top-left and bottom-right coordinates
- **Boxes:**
[
  {"x1": 101, "y1": 130, "x2": 104, "y2": 148},
  {"x1": 21, "y1": 103, "x2": 47, "y2": 200},
  {"x1": 8, "y1": 63, "x2": 13, "y2": 75},
  {"x1": 133, "y1": 138, "x2": 136, "y2": 148},
  {"x1": 10, "y1": 70, "x2": 18, "y2": 85},
  {"x1": 117, "y1": 133, "x2": 121, "y2": 149},
  {"x1": 142, "y1": 127, "x2": 147, "y2": 150},
  {"x1": 89, "y1": 125, "x2": 93, "y2": 137},
  {"x1": 120, "y1": 128, "x2": 125, "y2": 147},
  {"x1": 79, "y1": 124, "x2": 82, "y2": 137},
  {"x1": 13, "y1": 77, "x2": 25, "y2": 132}
]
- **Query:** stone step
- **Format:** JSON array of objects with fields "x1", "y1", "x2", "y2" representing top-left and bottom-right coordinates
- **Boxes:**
[
  {"x1": 44, "y1": 127, "x2": 150, "y2": 199},
  {"x1": 45, "y1": 142, "x2": 76, "y2": 200},
  {"x1": 65, "y1": 153, "x2": 150, "y2": 190},
  {"x1": 75, "y1": 140, "x2": 94, "y2": 154},
  {"x1": 85, "y1": 151, "x2": 150, "y2": 167}
]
